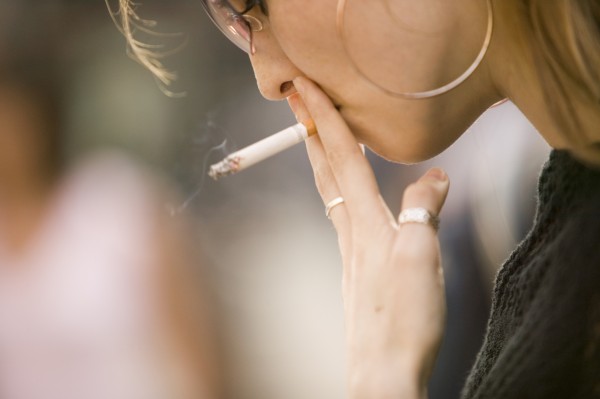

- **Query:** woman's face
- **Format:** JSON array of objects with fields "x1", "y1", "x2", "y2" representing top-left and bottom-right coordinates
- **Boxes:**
[{"x1": 245, "y1": 0, "x2": 501, "y2": 163}]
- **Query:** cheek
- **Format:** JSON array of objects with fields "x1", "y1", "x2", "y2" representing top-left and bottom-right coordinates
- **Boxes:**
[
  {"x1": 267, "y1": 1, "x2": 477, "y2": 163},
  {"x1": 339, "y1": 1, "x2": 462, "y2": 95},
  {"x1": 270, "y1": 1, "x2": 468, "y2": 98},
  {"x1": 269, "y1": 0, "x2": 353, "y2": 95},
  {"x1": 267, "y1": 5, "x2": 444, "y2": 162}
]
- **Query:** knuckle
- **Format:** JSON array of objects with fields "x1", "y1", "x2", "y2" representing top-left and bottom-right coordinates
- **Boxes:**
[
  {"x1": 325, "y1": 147, "x2": 347, "y2": 171},
  {"x1": 403, "y1": 182, "x2": 436, "y2": 204},
  {"x1": 393, "y1": 232, "x2": 439, "y2": 265},
  {"x1": 394, "y1": 242, "x2": 424, "y2": 264},
  {"x1": 312, "y1": 164, "x2": 335, "y2": 195}
]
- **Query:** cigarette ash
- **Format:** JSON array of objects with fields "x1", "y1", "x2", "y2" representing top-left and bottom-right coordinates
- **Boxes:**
[{"x1": 208, "y1": 155, "x2": 243, "y2": 180}]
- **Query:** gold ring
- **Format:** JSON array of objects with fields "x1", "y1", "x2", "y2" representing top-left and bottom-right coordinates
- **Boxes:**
[{"x1": 325, "y1": 197, "x2": 345, "y2": 219}]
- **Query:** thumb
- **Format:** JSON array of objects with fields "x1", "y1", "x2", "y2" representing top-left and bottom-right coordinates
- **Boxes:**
[{"x1": 400, "y1": 168, "x2": 450, "y2": 222}]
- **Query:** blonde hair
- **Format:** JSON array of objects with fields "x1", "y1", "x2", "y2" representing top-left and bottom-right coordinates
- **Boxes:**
[
  {"x1": 526, "y1": 0, "x2": 600, "y2": 142},
  {"x1": 106, "y1": 0, "x2": 178, "y2": 87}
]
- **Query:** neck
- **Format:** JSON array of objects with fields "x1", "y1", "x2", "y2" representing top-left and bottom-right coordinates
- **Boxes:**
[{"x1": 485, "y1": 1, "x2": 600, "y2": 168}]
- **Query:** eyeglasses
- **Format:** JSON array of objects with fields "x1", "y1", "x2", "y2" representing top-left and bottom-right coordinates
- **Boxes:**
[{"x1": 200, "y1": 0, "x2": 264, "y2": 54}]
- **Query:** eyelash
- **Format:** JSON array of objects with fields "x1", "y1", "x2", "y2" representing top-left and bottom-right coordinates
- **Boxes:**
[{"x1": 241, "y1": 0, "x2": 268, "y2": 16}]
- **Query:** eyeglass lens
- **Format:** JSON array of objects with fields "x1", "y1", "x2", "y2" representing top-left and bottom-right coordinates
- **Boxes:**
[{"x1": 200, "y1": 0, "x2": 255, "y2": 54}]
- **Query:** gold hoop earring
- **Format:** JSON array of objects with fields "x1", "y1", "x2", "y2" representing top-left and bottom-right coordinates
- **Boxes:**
[
  {"x1": 490, "y1": 98, "x2": 508, "y2": 108},
  {"x1": 336, "y1": 0, "x2": 494, "y2": 100}
]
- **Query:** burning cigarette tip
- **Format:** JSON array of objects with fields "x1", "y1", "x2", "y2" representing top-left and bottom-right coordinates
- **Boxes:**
[{"x1": 208, "y1": 155, "x2": 242, "y2": 180}]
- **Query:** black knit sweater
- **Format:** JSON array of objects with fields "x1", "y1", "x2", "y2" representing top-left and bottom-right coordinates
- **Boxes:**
[{"x1": 462, "y1": 150, "x2": 600, "y2": 398}]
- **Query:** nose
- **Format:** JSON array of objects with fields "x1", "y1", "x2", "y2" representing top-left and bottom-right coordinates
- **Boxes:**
[{"x1": 249, "y1": 29, "x2": 303, "y2": 101}]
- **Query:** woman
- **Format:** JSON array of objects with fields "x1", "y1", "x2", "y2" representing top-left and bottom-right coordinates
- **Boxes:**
[{"x1": 116, "y1": 0, "x2": 600, "y2": 397}]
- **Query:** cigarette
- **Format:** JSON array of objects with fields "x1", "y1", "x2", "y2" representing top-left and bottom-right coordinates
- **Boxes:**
[{"x1": 208, "y1": 119, "x2": 317, "y2": 180}]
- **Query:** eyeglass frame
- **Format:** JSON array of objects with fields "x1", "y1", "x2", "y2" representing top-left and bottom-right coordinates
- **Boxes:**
[{"x1": 200, "y1": 0, "x2": 265, "y2": 55}]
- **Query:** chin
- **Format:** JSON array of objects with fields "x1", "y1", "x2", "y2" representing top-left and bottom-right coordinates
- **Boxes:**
[
  {"x1": 341, "y1": 104, "x2": 464, "y2": 164},
  {"x1": 354, "y1": 123, "x2": 448, "y2": 165},
  {"x1": 366, "y1": 142, "x2": 440, "y2": 165}
]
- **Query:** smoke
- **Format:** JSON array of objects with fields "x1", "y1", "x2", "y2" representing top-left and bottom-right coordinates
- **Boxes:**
[{"x1": 166, "y1": 112, "x2": 238, "y2": 215}]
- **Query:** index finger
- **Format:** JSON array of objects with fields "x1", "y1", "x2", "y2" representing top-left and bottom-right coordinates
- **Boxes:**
[{"x1": 293, "y1": 77, "x2": 387, "y2": 226}]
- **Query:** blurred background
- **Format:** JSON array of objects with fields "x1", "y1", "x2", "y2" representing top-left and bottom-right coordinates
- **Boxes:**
[{"x1": 0, "y1": 1, "x2": 550, "y2": 398}]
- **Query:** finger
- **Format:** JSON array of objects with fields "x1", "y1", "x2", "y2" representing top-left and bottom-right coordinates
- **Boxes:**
[
  {"x1": 394, "y1": 168, "x2": 450, "y2": 274},
  {"x1": 400, "y1": 168, "x2": 450, "y2": 232},
  {"x1": 287, "y1": 93, "x2": 310, "y2": 124},
  {"x1": 288, "y1": 94, "x2": 353, "y2": 245},
  {"x1": 288, "y1": 93, "x2": 344, "y2": 217},
  {"x1": 307, "y1": 136, "x2": 352, "y2": 245},
  {"x1": 293, "y1": 77, "x2": 387, "y2": 226},
  {"x1": 305, "y1": 136, "x2": 348, "y2": 222}
]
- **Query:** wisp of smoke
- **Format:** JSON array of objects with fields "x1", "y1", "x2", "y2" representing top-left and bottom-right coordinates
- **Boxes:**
[{"x1": 166, "y1": 112, "x2": 238, "y2": 216}]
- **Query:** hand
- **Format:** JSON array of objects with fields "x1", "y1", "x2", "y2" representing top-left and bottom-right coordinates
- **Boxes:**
[{"x1": 288, "y1": 77, "x2": 450, "y2": 399}]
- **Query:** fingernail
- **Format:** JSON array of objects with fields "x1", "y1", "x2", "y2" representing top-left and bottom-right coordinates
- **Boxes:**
[
  {"x1": 286, "y1": 92, "x2": 311, "y2": 122},
  {"x1": 424, "y1": 168, "x2": 448, "y2": 182}
]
